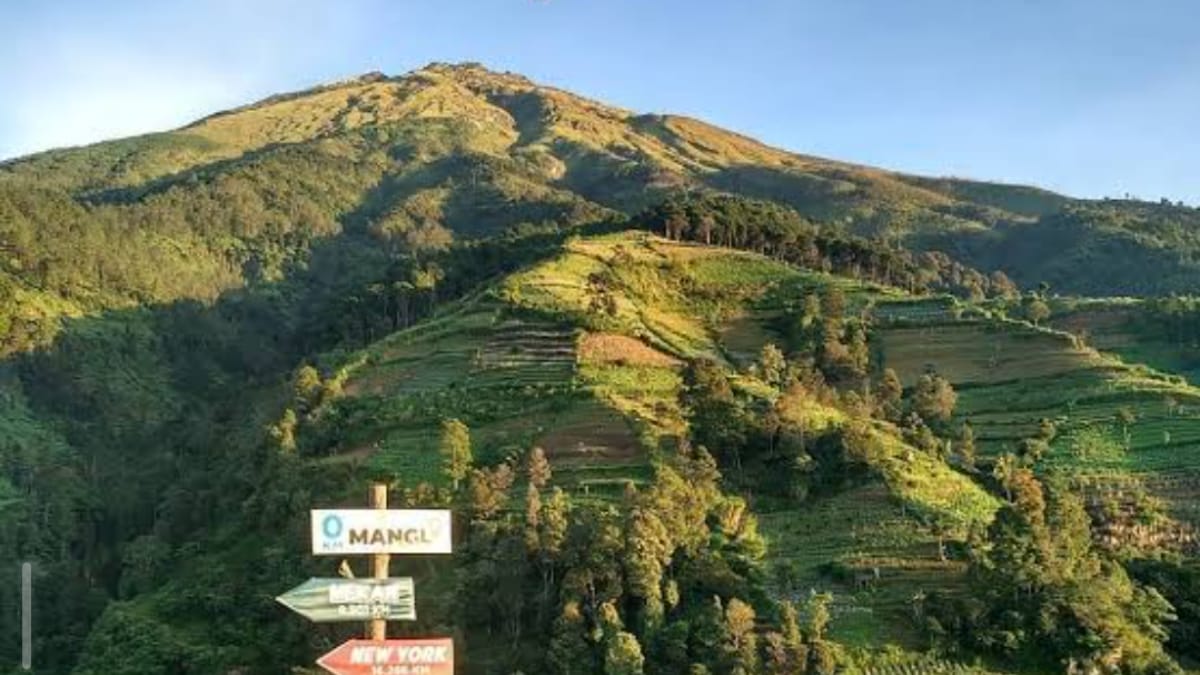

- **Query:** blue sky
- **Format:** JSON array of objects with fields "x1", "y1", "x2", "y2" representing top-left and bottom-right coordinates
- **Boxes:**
[{"x1": 2, "y1": 0, "x2": 1197, "y2": 202}]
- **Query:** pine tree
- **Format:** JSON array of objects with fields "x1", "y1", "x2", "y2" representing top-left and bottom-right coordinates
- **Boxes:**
[
  {"x1": 525, "y1": 482, "x2": 542, "y2": 553},
  {"x1": 992, "y1": 452, "x2": 1019, "y2": 501},
  {"x1": 723, "y1": 598, "x2": 759, "y2": 674},
  {"x1": 528, "y1": 445, "x2": 552, "y2": 488},
  {"x1": 958, "y1": 421, "x2": 977, "y2": 469},
  {"x1": 690, "y1": 596, "x2": 728, "y2": 668},
  {"x1": 758, "y1": 343, "x2": 787, "y2": 387},
  {"x1": 780, "y1": 601, "x2": 808, "y2": 673},
  {"x1": 624, "y1": 507, "x2": 672, "y2": 631},
  {"x1": 878, "y1": 367, "x2": 904, "y2": 422},
  {"x1": 438, "y1": 418, "x2": 473, "y2": 491},
  {"x1": 548, "y1": 601, "x2": 595, "y2": 675}
]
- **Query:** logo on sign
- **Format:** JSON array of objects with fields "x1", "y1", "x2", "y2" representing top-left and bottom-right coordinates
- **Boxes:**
[
  {"x1": 311, "y1": 509, "x2": 452, "y2": 555},
  {"x1": 323, "y1": 514, "x2": 344, "y2": 539}
]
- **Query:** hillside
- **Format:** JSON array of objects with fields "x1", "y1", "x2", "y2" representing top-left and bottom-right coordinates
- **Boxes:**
[
  {"x1": 6, "y1": 62, "x2": 1200, "y2": 362},
  {"x1": 36, "y1": 231, "x2": 1200, "y2": 674},
  {"x1": 3, "y1": 63, "x2": 1200, "y2": 675}
]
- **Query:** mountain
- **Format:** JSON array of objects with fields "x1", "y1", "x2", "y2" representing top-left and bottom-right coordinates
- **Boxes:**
[{"x1": 2, "y1": 63, "x2": 1200, "y2": 674}]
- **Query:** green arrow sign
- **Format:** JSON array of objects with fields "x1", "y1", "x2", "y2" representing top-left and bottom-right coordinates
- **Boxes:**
[{"x1": 276, "y1": 578, "x2": 416, "y2": 623}]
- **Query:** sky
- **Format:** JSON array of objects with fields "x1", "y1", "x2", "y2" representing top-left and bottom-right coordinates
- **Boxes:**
[{"x1": 1, "y1": 0, "x2": 1197, "y2": 202}]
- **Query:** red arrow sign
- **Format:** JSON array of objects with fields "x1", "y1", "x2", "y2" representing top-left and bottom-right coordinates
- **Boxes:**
[{"x1": 317, "y1": 638, "x2": 454, "y2": 675}]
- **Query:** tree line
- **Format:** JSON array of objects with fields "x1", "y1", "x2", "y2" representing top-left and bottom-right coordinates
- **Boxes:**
[{"x1": 637, "y1": 193, "x2": 1020, "y2": 301}]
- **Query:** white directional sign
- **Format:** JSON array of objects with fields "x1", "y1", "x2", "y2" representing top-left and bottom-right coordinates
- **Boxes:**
[
  {"x1": 311, "y1": 509, "x2": 452, "y2": 555},
  {"x1": 277, "y1": 578, "x2": 417, "y2": 622}
]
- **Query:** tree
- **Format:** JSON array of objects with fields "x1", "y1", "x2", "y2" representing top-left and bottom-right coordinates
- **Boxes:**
[
  {"x1": 665, "y1": 209, "x2": 688, "y2": 240},
  {"x1": 779, "y1": 601, "x2": 808, "y2": 673},
  {"x1": 1025, "y1": 297, "x2": 1050, "y2": 326},
  {"x1": 940, "y1": 476, "x2": 1181, "y2": 674},
  {"x1": 293, "y1": 364, "x2": 322, "y2": 411},
  {"x1": 878, "y1": 368, "x2": 904, "y2": 422},
  {"x1": 912, "y1": 373, "x2": 957, "y2": 425},
  {"x1": 905, "y1": 414, "x2": 942, "y2": 456},
  {"x1": 821, "y1": 287, "x2": 846, "y2": 324},
  {"x1": 541, "y1": 487, "x2": 570, "y2": 559},
  {"x1": 804, "y1": 593, "x2": 837, "y2": 675},
  {"x1": 1018, "y1": 437, "x2": 1050, "y2": 464},
  {"x1": 762, "y1": 632, "x2": 790, "y2": 675},
  {"x1": 439, "y1": 418, "x2": 473, "y2": 491},
  {"x1": 957, "y1": 421, "x2": 977, "y2": 470},
  {"x1": 723, "y1": 598, "x2": 759, "y2": 674},
  {"x1": 268, "y1": 408, "x2": 298, "y2": 453},
  {"x1": 1036, "y1": 417, "x2": 1058, "y2": 443},
  {"x1": 604, "y1": 632, "x2": 645, "y2": 675},
  {"x1": 689, "y1": 596, "x2": 728, "y2": 668},
  {"x1": 804, "y1": 592, "x2": 832, "y2": 641},
  {"x1": 682, "y1": 359, "x2": 747, "y2": 471},
  {"x1": 466, "y1": 464, "x2": 514, "y2": 521},
  {"x1": 624, "y1": 507, "x2": 672, "y2": 631},
  {"x1": 758, "y1": 343, "x2": 787, "y2": 387},
  {"x1": 548, "y1": 602, "x2": 594, "y2": 675},
  {"x1": 698, "y1": 213, "x2": 716, "y2": 245},
  {"x1": 845, "y1": 325, "x2": 871, "y2": 379},
  {"x1": 989, "y1": 270, "x2": 1019, "y2": 299},
  {"x1": 525, "y1": 482, "x2": 542, "y2": 552},
  {"x1": 992, "y1": 452, "x2": 1019, "y2": 501},
  {"x1": 528, "y1": 445, "x2": 552, "y2": 488}
]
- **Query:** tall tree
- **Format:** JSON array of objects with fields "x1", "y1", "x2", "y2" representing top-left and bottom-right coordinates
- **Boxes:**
[
  {"x1": 439, "y1": 418, "x2": 473, "y2": 491},
  {"x1": 957, "y1": 421, "x2": 977, "y2": 470},
  {"x1": 757, "y1": 343, "x2": 787, "y2": 387},
  {"x1": 528, "y1": 446, "x2": 553, "y2": 488},
  {"x1": 878, "y1": 368, "x2": 904, "y2": 422},
  {"x1": 723, "y1": 598, "x2": 759, "y2": 674}
]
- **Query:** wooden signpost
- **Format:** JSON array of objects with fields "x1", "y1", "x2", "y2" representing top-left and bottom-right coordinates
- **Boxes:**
[{"x1": 284, "y1": 483, "x2": 455, "y2": 675}]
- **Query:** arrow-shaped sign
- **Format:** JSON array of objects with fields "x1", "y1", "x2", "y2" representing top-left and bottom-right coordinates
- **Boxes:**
[
  {"x1": 317, "y1": 638, "x2": 454, "y2": 675},
  {"x1": 277, "y1": 578, "x2": 416, "y2": 623}
]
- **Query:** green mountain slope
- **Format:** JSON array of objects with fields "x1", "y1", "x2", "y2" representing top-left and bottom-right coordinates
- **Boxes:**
[
  {"x1": 3, "y1": 63, "x2": 1200, "y2": 674},
  {"x1": 62, "y1": 232, "x2": 1200, "y2": 673},
  {"x1": 6, "y1": 61, "x2": 1196, "y2": 360}
]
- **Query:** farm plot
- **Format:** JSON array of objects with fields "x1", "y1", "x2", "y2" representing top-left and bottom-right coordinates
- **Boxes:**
[
  {"x1": 878, "y1": 322, "x2": 1101, "y2": 386},
  {"x1": 758, "y1": 482, "x2": 969, "y2": 648}
]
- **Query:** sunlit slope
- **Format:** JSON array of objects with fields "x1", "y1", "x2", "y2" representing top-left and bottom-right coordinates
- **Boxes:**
[
  {"x1": 292, "y1": 232, "x2": 998, "y2": 650},
  {"x1": 0, "y1": 62, "x2": 1051, "y2": 231},
  {"x1": 1051, "y1": 298, "x2": 1200, "y2": 385},
  {"x1": 873, "y1": 297, "x2": 1200, "y2": 537}
]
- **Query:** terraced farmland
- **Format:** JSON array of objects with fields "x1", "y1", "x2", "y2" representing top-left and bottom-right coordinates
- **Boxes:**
[
  {"x1": 877, "y1": 321, "x2": 1099, "y2": 386},
  {"x1": 874, "y1": 305, "x2": 1200, "y2": 538},
  {"x1": 1052, "y1": 301, "x2": 1200, "y2": 384},
  {"x1": 301, "y1": 232, "x2": 1200, "y2": 667},
  {"x1": 760, "y1": 482, "x2": 968, "y2": 647}
]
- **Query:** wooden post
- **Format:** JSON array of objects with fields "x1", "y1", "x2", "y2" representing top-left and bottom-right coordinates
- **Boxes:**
[{"x1": 370, "y1": 483, "x2": 389, "y2": 641}]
